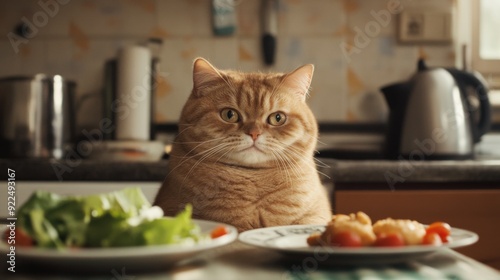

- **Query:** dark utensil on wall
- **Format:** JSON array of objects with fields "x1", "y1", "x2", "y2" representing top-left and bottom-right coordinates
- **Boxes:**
[
  {"x1": 262, "y1": 0, "x2": 278, "y2": 65},
  {"x1": 0, "y1": 74, "x2": 76, "y2": 158}
]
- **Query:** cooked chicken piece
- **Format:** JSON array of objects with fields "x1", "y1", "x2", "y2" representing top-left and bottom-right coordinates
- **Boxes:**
[
  {"x1": 309, "y1": 211, "x2": 376, "y2": 246},
  {"x1": 373, "y1": 218, "x2": 426, "y2": 245}
]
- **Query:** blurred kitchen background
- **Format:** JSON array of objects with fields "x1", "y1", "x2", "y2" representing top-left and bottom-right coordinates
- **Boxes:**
[
  {"x1": 2, "y1": 0, "x2": 496, "y2": 132},
  {"x1": 2, "y1": 0, "x2": 500, "y2": 269}
]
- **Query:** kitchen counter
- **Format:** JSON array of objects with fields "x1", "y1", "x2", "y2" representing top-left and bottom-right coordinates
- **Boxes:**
[{"x1": 2, "y1": 158, "x2": 500, "y2": 189}]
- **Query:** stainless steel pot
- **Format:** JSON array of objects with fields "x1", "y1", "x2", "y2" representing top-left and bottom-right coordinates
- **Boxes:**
[{"x1": 0, "y1": 74, "x2": 76, "y2": 159}]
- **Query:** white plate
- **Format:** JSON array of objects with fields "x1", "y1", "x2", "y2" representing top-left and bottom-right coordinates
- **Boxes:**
[
  {"x1": 239, "y1": 225, "x2": 479, "y2": 264},
  {"x1": 0, "y1": 219, "x2": 237, "y2": 272}
]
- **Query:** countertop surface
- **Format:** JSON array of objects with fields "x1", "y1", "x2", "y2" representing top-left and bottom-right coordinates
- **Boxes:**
[
  {"x1": 2, "y1": 242, "x2": 500, "y2": 280},
  {"x1": 2, "y1": 157, "x2": 500, "y2": 189}
]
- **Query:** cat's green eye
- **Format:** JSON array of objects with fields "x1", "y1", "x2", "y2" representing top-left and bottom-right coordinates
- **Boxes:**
[
  {"x1": 220, "y1": 108, "x2": 240, "y2": 123},
  {"x1": 268, "y1": 112, "x2": 286, "y2": 126}
]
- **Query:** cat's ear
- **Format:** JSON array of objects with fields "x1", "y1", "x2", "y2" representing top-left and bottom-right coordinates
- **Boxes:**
[
  {"x1": 282, "y1": 64, "x2": 314, "y2": 101},
  {"x1": 192, "y1": 57, "x2": 222, "y2": 96}
]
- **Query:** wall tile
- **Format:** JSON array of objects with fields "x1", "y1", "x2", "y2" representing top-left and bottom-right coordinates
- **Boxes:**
[
  {"x1": 32, "y1": 0, "x2": 158, "y2": 37},
  {"x1": 236, "y1": 0, "x2": 260, "y2": 37},
  {"x1": 345, "y1": 0, "x2": 398, "y2": 38},
  {"x1": 345, "y1": 36, "x2": 418, "y2": 122},
  {"x1": 156, "y1": 38, "x2": 215, "y2": 122},
  {"x1": 418, "y1": 46, "x2": 457, "y2": 68},
  {"x1": 404, "y1": 0, "x2": 456, "y2": 11},
  {"x1": 156, "y1": 0, "x2": 211, "y2": 37},
  {"x1": 280, "y1": 0, "x2": 345, "y2": 36},
  {"x1": 29, "y1": 0, "x2": 75, "y2": 37},
  {"x1": 236, "y1": 37, "x2": 263, "y2": 71},
  {"x1": 0, "y1": 39, "x2": 46, "y2": 77},
  {"x1": 0, "y1": 0, "x2": 42, "y2": 36},
  {"x1": 348, "y1": 36, "x2": 418, "y2": 89}
]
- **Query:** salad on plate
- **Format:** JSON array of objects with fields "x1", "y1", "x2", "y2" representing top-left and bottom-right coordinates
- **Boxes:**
[{"x1": 3, "y1": 188, "x2": 228, "y2": 249}]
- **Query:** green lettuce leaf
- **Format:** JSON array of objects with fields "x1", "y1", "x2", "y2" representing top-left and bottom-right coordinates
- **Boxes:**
[{"x1": 17, "y1": 188, "x2": 199, "y2": 248}]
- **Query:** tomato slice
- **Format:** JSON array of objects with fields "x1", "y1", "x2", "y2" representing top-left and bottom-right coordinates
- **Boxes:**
[
  {"x1": 373, "y1": 232, "x2": 405, "y2": 247},
  {"x1": 210, "y1": 226, "x2": 228, "y2": 239},
  {"x1": 331, "y1": 231, "x2": 362, "y2": 247},
  {"x1": 426, "y1": 222, "x2": 451, "y2": 243},
  {"x1": 3, "y1": 228, "x2": 34, "y2": 247},
  {"x1": 422, "y1": 232, "x2": 443, "y2": 245}
]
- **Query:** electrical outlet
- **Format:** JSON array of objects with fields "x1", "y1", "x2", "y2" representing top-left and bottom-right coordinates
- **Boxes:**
[{"x1": 398, "y1": 11, "x2": 452, "y2": 43}]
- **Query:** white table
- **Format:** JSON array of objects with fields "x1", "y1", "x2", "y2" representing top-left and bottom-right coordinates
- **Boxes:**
[{"x1": 2, "y1": 241, "x2": 499, "y2": 280}]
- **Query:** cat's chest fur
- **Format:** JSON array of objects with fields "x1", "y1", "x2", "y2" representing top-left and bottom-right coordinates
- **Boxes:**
[
  {"x1": 161, "y1": 157, "x2": 325, "y2": 232},
  {"x1": 180, "y1": 161, "x2": 310, "y2": 204}
]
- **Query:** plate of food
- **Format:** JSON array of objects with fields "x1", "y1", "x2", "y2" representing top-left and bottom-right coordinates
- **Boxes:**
[
  {"x1": 0, "y1": 188, "x2": 237, "y2": 272},
  {"x1": 238, "y1": 212, "x2": 478, "y2": 264}
]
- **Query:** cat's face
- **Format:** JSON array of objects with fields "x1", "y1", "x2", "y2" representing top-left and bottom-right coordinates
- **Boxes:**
[{"x1": 175, "y1": 58, "x2": 318, "y2": 168}]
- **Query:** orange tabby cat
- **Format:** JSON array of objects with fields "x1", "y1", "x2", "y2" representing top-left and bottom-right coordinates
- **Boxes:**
[{"x1": 154, "y1": 58, "x2": 332, "y2": 232}]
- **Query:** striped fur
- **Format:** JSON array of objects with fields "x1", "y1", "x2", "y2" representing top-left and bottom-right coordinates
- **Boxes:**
[{"x1": 154, "y1": 58, "x2": 332, "y2": 232}]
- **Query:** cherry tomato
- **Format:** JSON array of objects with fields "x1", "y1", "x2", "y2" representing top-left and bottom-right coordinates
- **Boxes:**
[
  {"x1": 15, "y1": 228, "x2": 34, "y2": 247},
  {"x1": 210, "y1": 226, "x2": 228, "y2": 239},
  {"x1": 3, "y1": 228, "x2": 34, "y2": 247},
  {"x1": 422, "y1": 232, "x2": 443, "y2": 245},
  {"x1": 426, "y1": 222, "x2": 451, "y2": 243},
  {"x1": 373, "y1": 232, "x2": 405, "y2": 247},
  {"x1": 331, "y1": 231, "x2": 362, "y2": 247}
]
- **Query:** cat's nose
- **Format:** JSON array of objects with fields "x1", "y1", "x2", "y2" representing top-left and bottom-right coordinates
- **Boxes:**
[{"x1": 248, "y1": 129, "x2": 262, "y2": 141}]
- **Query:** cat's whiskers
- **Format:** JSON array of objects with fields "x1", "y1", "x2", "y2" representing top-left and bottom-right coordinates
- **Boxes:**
[
  {"x1": 288, "y1": 130, "x2": 327, "y2": 156},
  {"x1": 181, "y1": 142, "x2": 236, "y2": 186},
  {"x1": 172, "y1": 136, "x2": 226, "y2": 145},
  {"x1": 266, "y1": 140, "x2": 305, "y2": 179},
  {"x1": 270, "y1": 149, "x2": 293, "y2": 188},
  {"x1": 174, "y1": 125, "x2": 195, "y2": 140},
  {"x1": 304, "y1": 132, "x2": 330, "y2": 171},
  {"x1": 304, "y1": 131, "x2": 327, "y2": 146},
  {"x1": 274, "y1": 148, "x2": 306, "y2": 179},
  {"x1": 312, "y1": 156, "x2": 330, "y2": 169},
  {"x1": 174, "y1": 137, "x2": 226, "y2": 157},
  {"x1": 282, "y1": 142, "x2": 330, "y2": 169},
  {"x1": 165, "y1": 125, "x2": 203, "y2": 146},
  {"x1": 268, "y1": 140, "x2": 331, "y2": 179},
  {"x1": 164, "y1": 137, "x2": 229, "y2": 180},
  {"x1": 167, "y1": 142, "x2": 234, "y2": 199},
  {"x1": 214, "y1": 145, "x2": 237, "y2": 165},
  {"x1": 281, "y1": 145, "x2": 331, "y2": 179}
]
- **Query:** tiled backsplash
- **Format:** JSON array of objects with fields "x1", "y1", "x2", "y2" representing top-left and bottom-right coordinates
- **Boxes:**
[{"x1": 0, "y1": 0, "x2": 457, "y2": 131}]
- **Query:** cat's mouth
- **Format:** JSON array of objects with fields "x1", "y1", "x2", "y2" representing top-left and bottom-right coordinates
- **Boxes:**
[
  {"x1": 230, "y1": 143, "x2": 273, "y2": 165},
  {"x1": 240, "y1": 144, "x2": 265, "y2": 154}
]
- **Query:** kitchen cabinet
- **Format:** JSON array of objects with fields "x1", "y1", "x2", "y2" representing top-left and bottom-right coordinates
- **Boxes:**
[{"x1": 335, "y1": 189, "x2": 500, "y2": 270}]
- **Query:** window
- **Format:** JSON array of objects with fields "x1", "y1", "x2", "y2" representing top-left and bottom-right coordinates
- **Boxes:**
[{"x1": 472, "y1": 0, "x2": 500, "y2": 84}]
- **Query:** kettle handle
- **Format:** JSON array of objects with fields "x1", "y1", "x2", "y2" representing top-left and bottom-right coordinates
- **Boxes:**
[{"x1": 448, "y1": 69, "x2": 491, "y2": 143}]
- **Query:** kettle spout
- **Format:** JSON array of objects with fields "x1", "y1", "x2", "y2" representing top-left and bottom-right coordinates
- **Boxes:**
[{"x1": 380, "y1": 82, "x2": 411, "y2": 110}]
